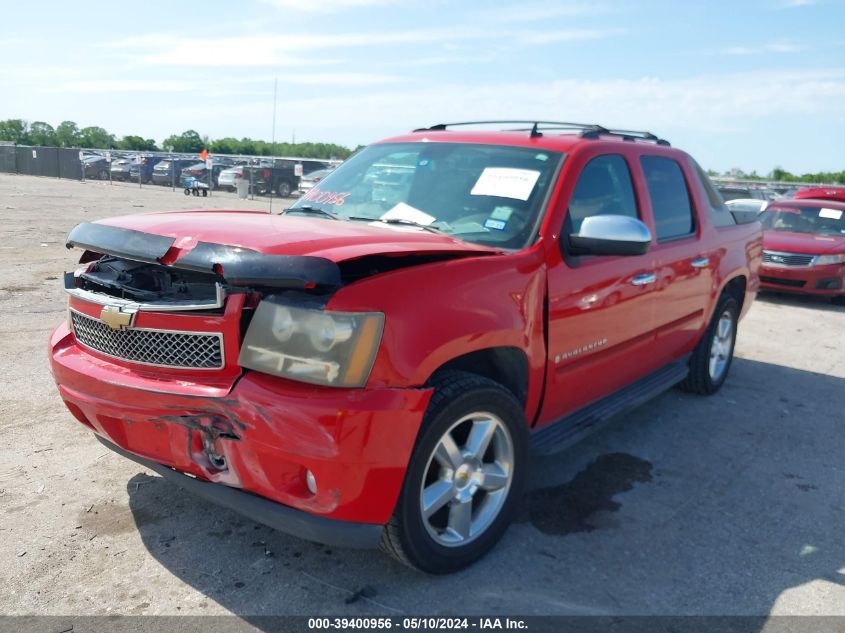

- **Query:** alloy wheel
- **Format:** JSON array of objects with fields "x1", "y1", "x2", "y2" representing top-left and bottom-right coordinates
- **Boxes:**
[
  {"x1": 709, "y1": 310, "x2": 734, "y2": 381},
  {"x1": 419, "y1": 412, "x2": 514, "y2": 547}
]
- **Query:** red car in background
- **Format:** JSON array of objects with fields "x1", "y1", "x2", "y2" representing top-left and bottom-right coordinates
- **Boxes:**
[
  {"x1": 759, "y1": 199, "x2": 845, "y2": 304},
  {"x1": 793, "y1": 186, "x2": 845, "y2": 203}
]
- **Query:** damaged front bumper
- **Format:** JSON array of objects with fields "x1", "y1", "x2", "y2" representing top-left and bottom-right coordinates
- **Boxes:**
[
  {"x1": 95, "y1": 435, "x2": 382, "y2": 547},
  {"x1": 50, "y1": 322, "x2": 432, "y2": 544}
]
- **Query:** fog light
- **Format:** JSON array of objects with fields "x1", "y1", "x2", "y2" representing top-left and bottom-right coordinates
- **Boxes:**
[
  {"x1": 815, "y1": 278, "x2": 843, "y2": 290},
  {"x1": 305, "y1": 469, "x2": 318, "y2": 495}
]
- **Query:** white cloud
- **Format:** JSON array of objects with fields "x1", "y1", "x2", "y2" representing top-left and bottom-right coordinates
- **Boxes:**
[
  {"x1": 259, "y1": 0, "x2": 398, "y2": 12},
  {"x1": 115, "y1": 26, "x2": 618, "y2": 66},
  {"x1": 720, "y1": 41, "x2": 805, "y2": 55},
  {"x1": 47, "y1": 79, "x2": 198, "y2": 94},
  {"x1": 257, "y1": 68, "x2": 845, "y2": 139},
  {"x1": 483, "y1": 1, "x2": 616, "y2": 22},
  {"x1": 519, "y1": 28, "x2": 620, "y2": 45},
  {"x1": 45, "y1": 72, "x2": 402, "y2": 94}
]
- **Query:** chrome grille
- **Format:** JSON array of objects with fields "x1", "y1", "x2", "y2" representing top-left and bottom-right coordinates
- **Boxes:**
[
  {"x1": 762, "y1": 250, "x2": 814, "y2": 267},
  {"x1": 70, "y1": 311, "x2": 224, "y2": 369}
]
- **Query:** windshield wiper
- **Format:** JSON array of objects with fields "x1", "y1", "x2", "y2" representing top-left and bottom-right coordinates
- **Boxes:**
[
  {"x1": 283, "y1": 205, "x2": 338, "y2": 220},
  {"x1": 348, "y1": 216, "x2": 449, "y2": 235}
]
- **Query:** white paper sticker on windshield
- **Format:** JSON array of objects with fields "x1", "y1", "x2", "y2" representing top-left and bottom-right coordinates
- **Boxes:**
[
  {"x1": 471, "y1": 168, "x2": 541, "y2": 201},
  {"x1": 381, "y1": 202, "x2": 436, "y2": 226},
  {"x1": 819, "y1": 208, "x2": 843, "y2": 220}
]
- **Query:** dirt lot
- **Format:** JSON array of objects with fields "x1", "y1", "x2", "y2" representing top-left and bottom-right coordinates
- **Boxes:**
[{"x1": 1, "y1": 173, "x2": 844, "y2": 619}]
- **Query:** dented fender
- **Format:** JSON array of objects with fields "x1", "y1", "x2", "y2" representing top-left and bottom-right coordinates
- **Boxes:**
[{"x1": 328, "y1": 247, "x2": 548, "y2": 421}]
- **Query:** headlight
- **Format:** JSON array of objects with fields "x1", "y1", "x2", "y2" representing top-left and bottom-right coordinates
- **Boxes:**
[
  {"x1": 812, "y1": 254, "x2": 845, "y2": 266},
  {"x1": 238, "y1": 300, "x2": 384, "y2": 388}
]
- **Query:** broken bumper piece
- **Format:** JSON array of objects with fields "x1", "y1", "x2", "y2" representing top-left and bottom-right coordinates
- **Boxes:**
[{"x1": 95, "y1": 435, "x2": 383, "y2": 548}]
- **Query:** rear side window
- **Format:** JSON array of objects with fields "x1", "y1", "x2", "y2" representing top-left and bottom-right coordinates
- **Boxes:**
[
  {"x1": 641, "y1": 156, "x2": 695, "y2": 241},
  {"x1": 691, "y1": 160, "x2": 735, "y2": 227},
  {"x1": 566, "y1": 154, "x2": 638, "y2": 234}
]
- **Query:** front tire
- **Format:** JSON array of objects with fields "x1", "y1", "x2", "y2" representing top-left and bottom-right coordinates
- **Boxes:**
[
  {"x1": 381, "y1": 371, "x2": 528, "y2": 574},
  {"x1": 680, "y1": 294, "x2": 739, "y2": 395},
  {"x1": 275, "y1": 180, "x2": 292, "y2": 198}
]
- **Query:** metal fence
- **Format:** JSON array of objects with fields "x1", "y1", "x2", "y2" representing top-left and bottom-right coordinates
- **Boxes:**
[
  {"x1": 0, "y1": 143, "x2": 15, "y2": 173},
  {"x1": 0, "y1": 144, "x2": 85, "y2": 180}
]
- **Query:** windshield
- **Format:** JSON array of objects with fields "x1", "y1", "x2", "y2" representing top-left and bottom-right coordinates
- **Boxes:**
[
  {"x1": 761, "y1": 205, "x2": 845, "y2": 236},
  {"x1": 286, "y1": 142, "x2": 563, "y2": 248}
]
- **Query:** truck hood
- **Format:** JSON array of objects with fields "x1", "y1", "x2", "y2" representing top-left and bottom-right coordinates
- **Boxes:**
[
  {"x1": 763, "y1": 229, "x2": 845, "y2": 255},
  {"x1": 67, "y1": 210, "x2": 502, "y2": 289}
]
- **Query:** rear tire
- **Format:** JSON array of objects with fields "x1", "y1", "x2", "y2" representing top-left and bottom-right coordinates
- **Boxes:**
[
  {"x1": 680, "y1": 294, "x2": 739, "y2": 395},
  {"x1": 381, "y1": 371, "x2": 528, "y2": 574},
  {"x1": 831, "y1": 295, "x2": 845, "y2": 306},
  {"x1": 98, "y1": 170, "x2": 109, "y2": 180}
]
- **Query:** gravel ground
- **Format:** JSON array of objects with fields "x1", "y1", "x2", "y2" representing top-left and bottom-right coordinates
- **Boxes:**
[{"x1": 1, "y1": 173, "x2": 844, "y2": 619}]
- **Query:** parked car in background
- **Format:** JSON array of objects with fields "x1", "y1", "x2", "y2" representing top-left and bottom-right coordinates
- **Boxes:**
[
  {"x1": 243, "y1": 159, "x2": 300, "y2": 197},
  {"x1": 129, "y1": 156, "x2": 165, "y2": 184},
  {"x1": 793, "y1": 186, "x2": 845, "y2": 203},
  {"x1": 52, "y1": 121, "x2": 761, "y2": 573},
  {"x1": 726, "y1": 198, "x2": 768, "y2": 215},
  {"x1": 298, "y1": 167, "x2": 335, "y2": 194},
  {"x1": 180, "y1": 162, "x2": 231, "y2": 189},
  {"x1": 110, "y1": 158, "x2": 135, "y2": 182},
  {"x1": 217, "y1": 164, "x2": 250, "y2": 191},
  {"x1": 82, "y1": 155, "x2": 110, "y2": 180},
  {"x1": 717, "y1": 185, "x2": 767, "y2": 202},
  {"x1": 152, "y1": 159, "x2": 197, "y2": 186},
  {"x1": 758, "y1": 199, "x2": 845, "y2": 304}
]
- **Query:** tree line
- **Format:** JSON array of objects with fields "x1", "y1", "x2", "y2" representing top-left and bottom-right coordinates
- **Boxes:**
[
  {"x1": 707, "y1": 166, "x2": 844, "y2": 185},
  {"x1": 0, "y1": 119, "x2": 354, "y2": 160}
]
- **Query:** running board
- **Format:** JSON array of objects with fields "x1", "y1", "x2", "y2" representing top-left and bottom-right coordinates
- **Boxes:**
[{"x1": 531, "y1": 356, "x2": 690, "y2": 456}]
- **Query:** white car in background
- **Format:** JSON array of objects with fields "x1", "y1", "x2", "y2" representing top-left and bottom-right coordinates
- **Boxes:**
[
  {"x1": 298, "y1": 167, "x2": 335, "y2": 195},
  {"x1": 217, "y1": 164, "x2": 246, "y2": 191}
]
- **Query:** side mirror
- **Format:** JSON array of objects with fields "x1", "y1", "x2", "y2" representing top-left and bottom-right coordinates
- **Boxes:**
[{"x1": 567, "y1": 215, "x2": 652, "y2": 256}]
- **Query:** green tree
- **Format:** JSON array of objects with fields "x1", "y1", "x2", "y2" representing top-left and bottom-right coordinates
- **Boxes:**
[
  {"x1": 55, "y1": 120, "x2": 80, "y2": 147},
  {"x1": 237, "y1": 137, "x2": 259, "y2": 155},
  {"x1": 28, "y1": 121, "x2": 56, "y2": 146},
  {"x1": 209, "y1": 137, "x2": 239, "y2": 154},
  {"x1": 118, "y1": 135, "x2": 158, "y2": 151},
  {"x1": 78, "y1": 126, "x2": 115, "y2": 149},
  {"x1": 769, "y1": 166, "x2": 791, "y2": 181},
  {"x1": 0, "y1": 119, "x2": 30, "y2": 144},
  {"x1": 162, "y1": 129, "x2": 204, "y2": 153}
]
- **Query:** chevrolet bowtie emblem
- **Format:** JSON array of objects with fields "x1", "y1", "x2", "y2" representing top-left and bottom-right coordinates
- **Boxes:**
[{"x1": 100, "y1": 305, "x2": 135, "y2": 330}]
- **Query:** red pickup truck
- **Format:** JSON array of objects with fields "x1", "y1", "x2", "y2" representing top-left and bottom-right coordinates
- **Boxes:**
[{"x1": 50, "y1": 121, "x2": 761, "y2": 573}]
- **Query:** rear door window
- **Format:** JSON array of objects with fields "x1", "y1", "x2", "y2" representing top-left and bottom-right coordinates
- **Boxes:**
[
  {"x1": 565, "y1": 154, "x2": 638, "y2": 234},
  {"x1": 641, "y1": 156, "x2": 695, "y2": 241}
]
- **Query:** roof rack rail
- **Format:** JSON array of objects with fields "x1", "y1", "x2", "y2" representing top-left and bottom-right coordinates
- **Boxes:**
[{"x1": 412, "y1": 120, "x2": 670, "y2": 146}]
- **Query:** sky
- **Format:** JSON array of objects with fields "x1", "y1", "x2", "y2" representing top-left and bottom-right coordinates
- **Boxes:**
[{"x1": 1, "y1": 0, "x2": 843, "y2": 174}]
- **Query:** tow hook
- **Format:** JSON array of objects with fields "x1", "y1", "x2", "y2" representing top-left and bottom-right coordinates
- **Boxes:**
[
  {"x1": 202, "y1": 432, "x2": 227, "y2": 471},
  {"x1": 153, "y1": 413, "x2": 241, "y2": 474}
]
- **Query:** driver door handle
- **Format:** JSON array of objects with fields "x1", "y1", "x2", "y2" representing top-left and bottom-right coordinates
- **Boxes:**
[{"x1": 631, "y1": 273, "x2": 657, "y2": 286}]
